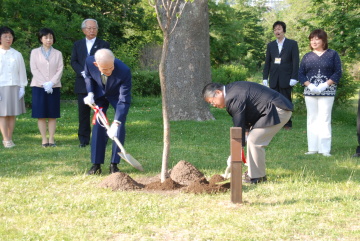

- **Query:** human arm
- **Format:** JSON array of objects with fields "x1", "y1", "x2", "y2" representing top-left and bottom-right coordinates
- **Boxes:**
[
  {"x1": 291, "y1": 41, "x2": 300, "y2": 81},
  {"x1": 262, "y1": 43, "x2": 271, "y2": 81},
  {"x1": 328, "y1": 51, "x2": 342, "y2": 84},
  {"x1": 30, "y1": 49, "x2": 47, "y2": 84},
  {"x1": 48, "y1": 50, "x2": 64, "y2": 86},
  {"x1": 70, "y1": 42, "x2": 86, "y2": 76},
  {"x1": 18, "y1": 52, "x2": 28, "y2": 88},
  {"x1": 114, "y1": 68, "x2": 132, "y2": 123}
]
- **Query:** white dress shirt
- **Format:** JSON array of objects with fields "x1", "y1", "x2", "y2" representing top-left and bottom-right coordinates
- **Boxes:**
[
  {"x1": 86, "y1": 37, "x2": 96, "y2": 54},
  {"x1": 276, "y1": 37, "x2": 285, "y2": 54}
]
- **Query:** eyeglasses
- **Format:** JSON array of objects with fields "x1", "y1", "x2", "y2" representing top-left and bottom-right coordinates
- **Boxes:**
[
  {"x1": 209, "y1": 93, "x2": 217, "y2": 106},
  {"x1": 85, "y1": 27, "x2": 98, "y2": 31}
]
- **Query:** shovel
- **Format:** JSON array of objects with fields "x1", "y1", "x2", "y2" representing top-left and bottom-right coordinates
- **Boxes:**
[{"x1": 88, "y1": 103, "x2": 144, "y2": 171}]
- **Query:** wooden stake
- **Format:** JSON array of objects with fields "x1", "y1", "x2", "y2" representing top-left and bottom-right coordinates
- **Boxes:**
[{"x1": 230, "y1": 127, "x2": 242, "y2": 204}]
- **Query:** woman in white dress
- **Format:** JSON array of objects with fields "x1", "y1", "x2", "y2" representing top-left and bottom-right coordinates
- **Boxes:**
[{"x1": 0, "y1": 26, "x2": 28, "y2": 148}]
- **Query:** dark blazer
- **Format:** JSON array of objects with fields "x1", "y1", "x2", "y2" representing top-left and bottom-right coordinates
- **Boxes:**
[
  {"x1": 263, "y1": 38, "x2": 299, "y2": 89},
  {"x1": 70, "y1": 38, "x2": 110, "y2": 94},
  {"x1": 84, "y1": 56, "x2": 132, "y2": 122},
  {"x1": 225, "y1": 81, "x2": 293, "y2": 132}
]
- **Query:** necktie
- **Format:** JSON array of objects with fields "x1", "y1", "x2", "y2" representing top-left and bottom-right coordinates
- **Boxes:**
[{"x1": 101, "y1": 74, "x2": 108, "y2": 85}]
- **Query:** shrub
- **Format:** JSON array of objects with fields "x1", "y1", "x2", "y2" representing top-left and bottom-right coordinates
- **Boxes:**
[
  {"x1": 132, "y1": 70, "x2": 161, "y2": 96},
  {"x1": 211, "y1": 64, "x2": 250, "y2": 85}
]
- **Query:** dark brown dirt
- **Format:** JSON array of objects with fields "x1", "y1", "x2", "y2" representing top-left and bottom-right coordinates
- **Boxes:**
[
  {"x1": 145, "y1": 178, "x2": 184, "y2": 190},
  {"x1": 169, "y1": 160, "x2": 205, "y2": 185},
  {"x1": 98, "y1": 161, "x2": 230, "y2": 195},
  {"x1": 98, "y1": 172, "x2": 144, "y2": 191}
]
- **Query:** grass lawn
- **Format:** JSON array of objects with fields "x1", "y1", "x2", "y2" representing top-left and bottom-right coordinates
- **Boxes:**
[{"x1": 0, "y1": 96, "x2": 359, "y2": 240}]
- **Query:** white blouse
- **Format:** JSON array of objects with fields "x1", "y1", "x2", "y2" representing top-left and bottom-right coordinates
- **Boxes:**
[{"x1": 0, "y1": 48, "x2": 28, "y2": 87}]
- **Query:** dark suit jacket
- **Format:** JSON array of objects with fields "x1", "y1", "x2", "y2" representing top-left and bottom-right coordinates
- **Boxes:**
[
  {"x1": 70, "y1": 38, "x2": 110, "y2": 94},
  {"x1": 262, "y1": 38, "x2": 299, "y2": 89},
  {"x1": 84, "y1": 56, "x2": 132, "y2": 122},
  {"x1": 225, "y1": 81, "x2": 293, "y2": 134}
]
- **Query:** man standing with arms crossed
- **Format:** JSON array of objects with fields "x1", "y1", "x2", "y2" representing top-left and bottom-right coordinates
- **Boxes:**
[
  {"x1": 263, "y1": 21, "x2": 299, "y2": 130},
  {"x1": 71, "y1": 19, "x2": 110, "y2": 147}
]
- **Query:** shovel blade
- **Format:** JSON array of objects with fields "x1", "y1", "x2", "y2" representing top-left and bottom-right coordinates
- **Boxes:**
[{"x1": 118, "y1": 152, "x2": 144, "y2": 171}]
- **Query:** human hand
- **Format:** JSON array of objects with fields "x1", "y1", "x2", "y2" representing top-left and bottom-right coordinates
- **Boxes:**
[
  {"x1": 83, "y1": 92, "x2": 94, "y2": 105},
  {"x1": 317, "y1": 82, "x2": 329, "y2": 92},
  {"x1": 221, "y1": 155, "x2": 232, "y2": 179},
  {"x1": 307, "y1": 83, "x2": 321, "y2": 94},
  {"x1": 18, "y1": 87, "x2": 25, "y2": 100},
  {"x1": 107, "y1": 121, "x2": 120, "y2": 140},
  {"x1": 43, "y1": 82, "x2": 54, "y2": 94},
  {"x1": 289, "y1": 79, "x2": 298, "y2": 86},
  {"x1": 262, "y1": 79, "x2": 269, "y2": 87}
]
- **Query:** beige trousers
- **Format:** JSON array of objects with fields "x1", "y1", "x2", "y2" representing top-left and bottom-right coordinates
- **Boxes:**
[{"x1": 246, "y1": 108, "x2": 292, "y2": 178}]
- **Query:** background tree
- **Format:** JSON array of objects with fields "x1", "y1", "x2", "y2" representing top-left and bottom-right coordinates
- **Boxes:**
[{"x1": 209, "y1": 0, "x2": 265, "y2": 72}]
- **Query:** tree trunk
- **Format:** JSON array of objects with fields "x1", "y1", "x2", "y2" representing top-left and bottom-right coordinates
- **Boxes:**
[{"x1": 165, "y1": 0, "x2": 214, "y2": 121}]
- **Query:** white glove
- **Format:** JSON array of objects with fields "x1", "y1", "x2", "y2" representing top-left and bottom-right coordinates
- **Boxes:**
[
  {"x1": 18, "y1": 87, "x2": 25, "y2": 100},
  {"x1": 307, "y1": 83, "x2": 321, "y2": 94},
  {"x1": 227, "y1": 155, "x2": 231, "y2": 167},
  {"x1": 317, "y1": 82, "x2": 329, "y2": 92},
  {"x1": 43, "y1": 82, "x2": 54, "y2": 94},
  {"x1": 289, "y1": 79, "x2": 298, "y2": 86},
  {"x1": 81, "y1": 71, "x2": 86, "y2": 78},
  {"x1": 83, "y1": 92, "x2": 94, "y2": 105},
  {"x1": 107, "y1": 122, "x2": 120, "y2": 140},
  {"x1": 262, "y1": 79, "x2": 269, "y2": 87},
  {"x1": 43, "y1": 81, "x2": 54, "y2": 90},
  {"x1": 221, "y1": 156, "x2": 232, "y2": 179}
]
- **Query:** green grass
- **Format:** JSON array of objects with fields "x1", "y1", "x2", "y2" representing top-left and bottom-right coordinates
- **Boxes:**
[{"x1": 0, "y1": 96, "x2": 359, "y2": 240}]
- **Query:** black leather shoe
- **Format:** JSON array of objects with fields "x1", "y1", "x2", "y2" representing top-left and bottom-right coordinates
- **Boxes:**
[
  {"x1": 110, "y1": 163, "x2": 120, "y2": 174},
  {"x1": 79, "y1": 143, "x2": 89, "y2": 148},
  {"x1": 87, "y1": 164, "x2": 101, "y2": 175},
  {"x1": 352, "y1": 153, "x2": 360, "y2": 157},
  {"x1": 243, "y1": 175, "x2": 267, "y2": 184}
]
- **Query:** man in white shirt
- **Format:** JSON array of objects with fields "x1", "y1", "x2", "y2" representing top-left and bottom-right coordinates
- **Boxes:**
[{"x1": 71, "y1": 19, "x2": 110, "y2": 147}]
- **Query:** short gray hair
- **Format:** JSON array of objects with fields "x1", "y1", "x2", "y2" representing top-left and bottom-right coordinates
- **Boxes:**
[
  {"x1": 94, "y1": 49, "x2": 115, "y2": 63},
  {"x1": 202, "y1": 83, "x2": 224, "y2": 99},
  {"x1": 81, "y1": 19, "x2": 98, "y2": 29}
]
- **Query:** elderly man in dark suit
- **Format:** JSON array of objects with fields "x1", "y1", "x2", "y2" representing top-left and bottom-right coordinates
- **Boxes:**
[
  {"x1": 263, "y1": 21, "x2": 299, "y2": 130},
  {"x1": 203, "y1": 81, "x2": 293, "y2": 184},
  {"x1": 71, "y1": 19, "x2": 110, "y2": 147},
  {"x1": 83, "y1": 49, "x2": 132, "y2": 175}
]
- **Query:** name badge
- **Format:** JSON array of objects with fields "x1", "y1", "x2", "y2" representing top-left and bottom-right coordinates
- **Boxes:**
[{"x1": 275, "y1": 58, "x2": 281, "y2": 64}]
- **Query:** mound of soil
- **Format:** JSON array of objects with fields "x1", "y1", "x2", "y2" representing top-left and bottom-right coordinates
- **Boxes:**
[
  {"x1": 169, "y1": 160, "x2": 204, "y2": 185},
  {"x1": 98, "y1": 161, "x2": 230, "y2": 194},
  {"x1": 184, "y1": 175, "x2": 229, "y2": 194},
  {"x1": 145, "y1": 178, "x2": 184, "y2": 190},
  {"x1": 98, "y1": 172, "x2": 144, "y2": 191}
]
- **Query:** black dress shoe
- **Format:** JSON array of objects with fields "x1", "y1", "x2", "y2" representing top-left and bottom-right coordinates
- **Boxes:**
[
  {"x1": 110, "y1": 163, "x2": 120, "y2": 174},
  {"x1": 79, "y1": 143, "x2": 89, "y2": 148},
  {"x1": 243, "y1": 175, "x2": 267, "y2": 184},
  {"x1": 352, "y1": 153, "x2": 360, "y2": 157},
  {"x1": 87, "y1": 164, "x2": 101, "y2": 175}
]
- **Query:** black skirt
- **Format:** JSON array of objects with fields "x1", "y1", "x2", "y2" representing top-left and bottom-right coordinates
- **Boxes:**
[{"x1": 31, "y1": 87, "x2": 61, "y2": 118}]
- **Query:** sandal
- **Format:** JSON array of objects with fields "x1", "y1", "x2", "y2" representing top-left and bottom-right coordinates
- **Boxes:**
[{"x1": 3, "y1": 140, "x2": 15, "y2": 148}]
